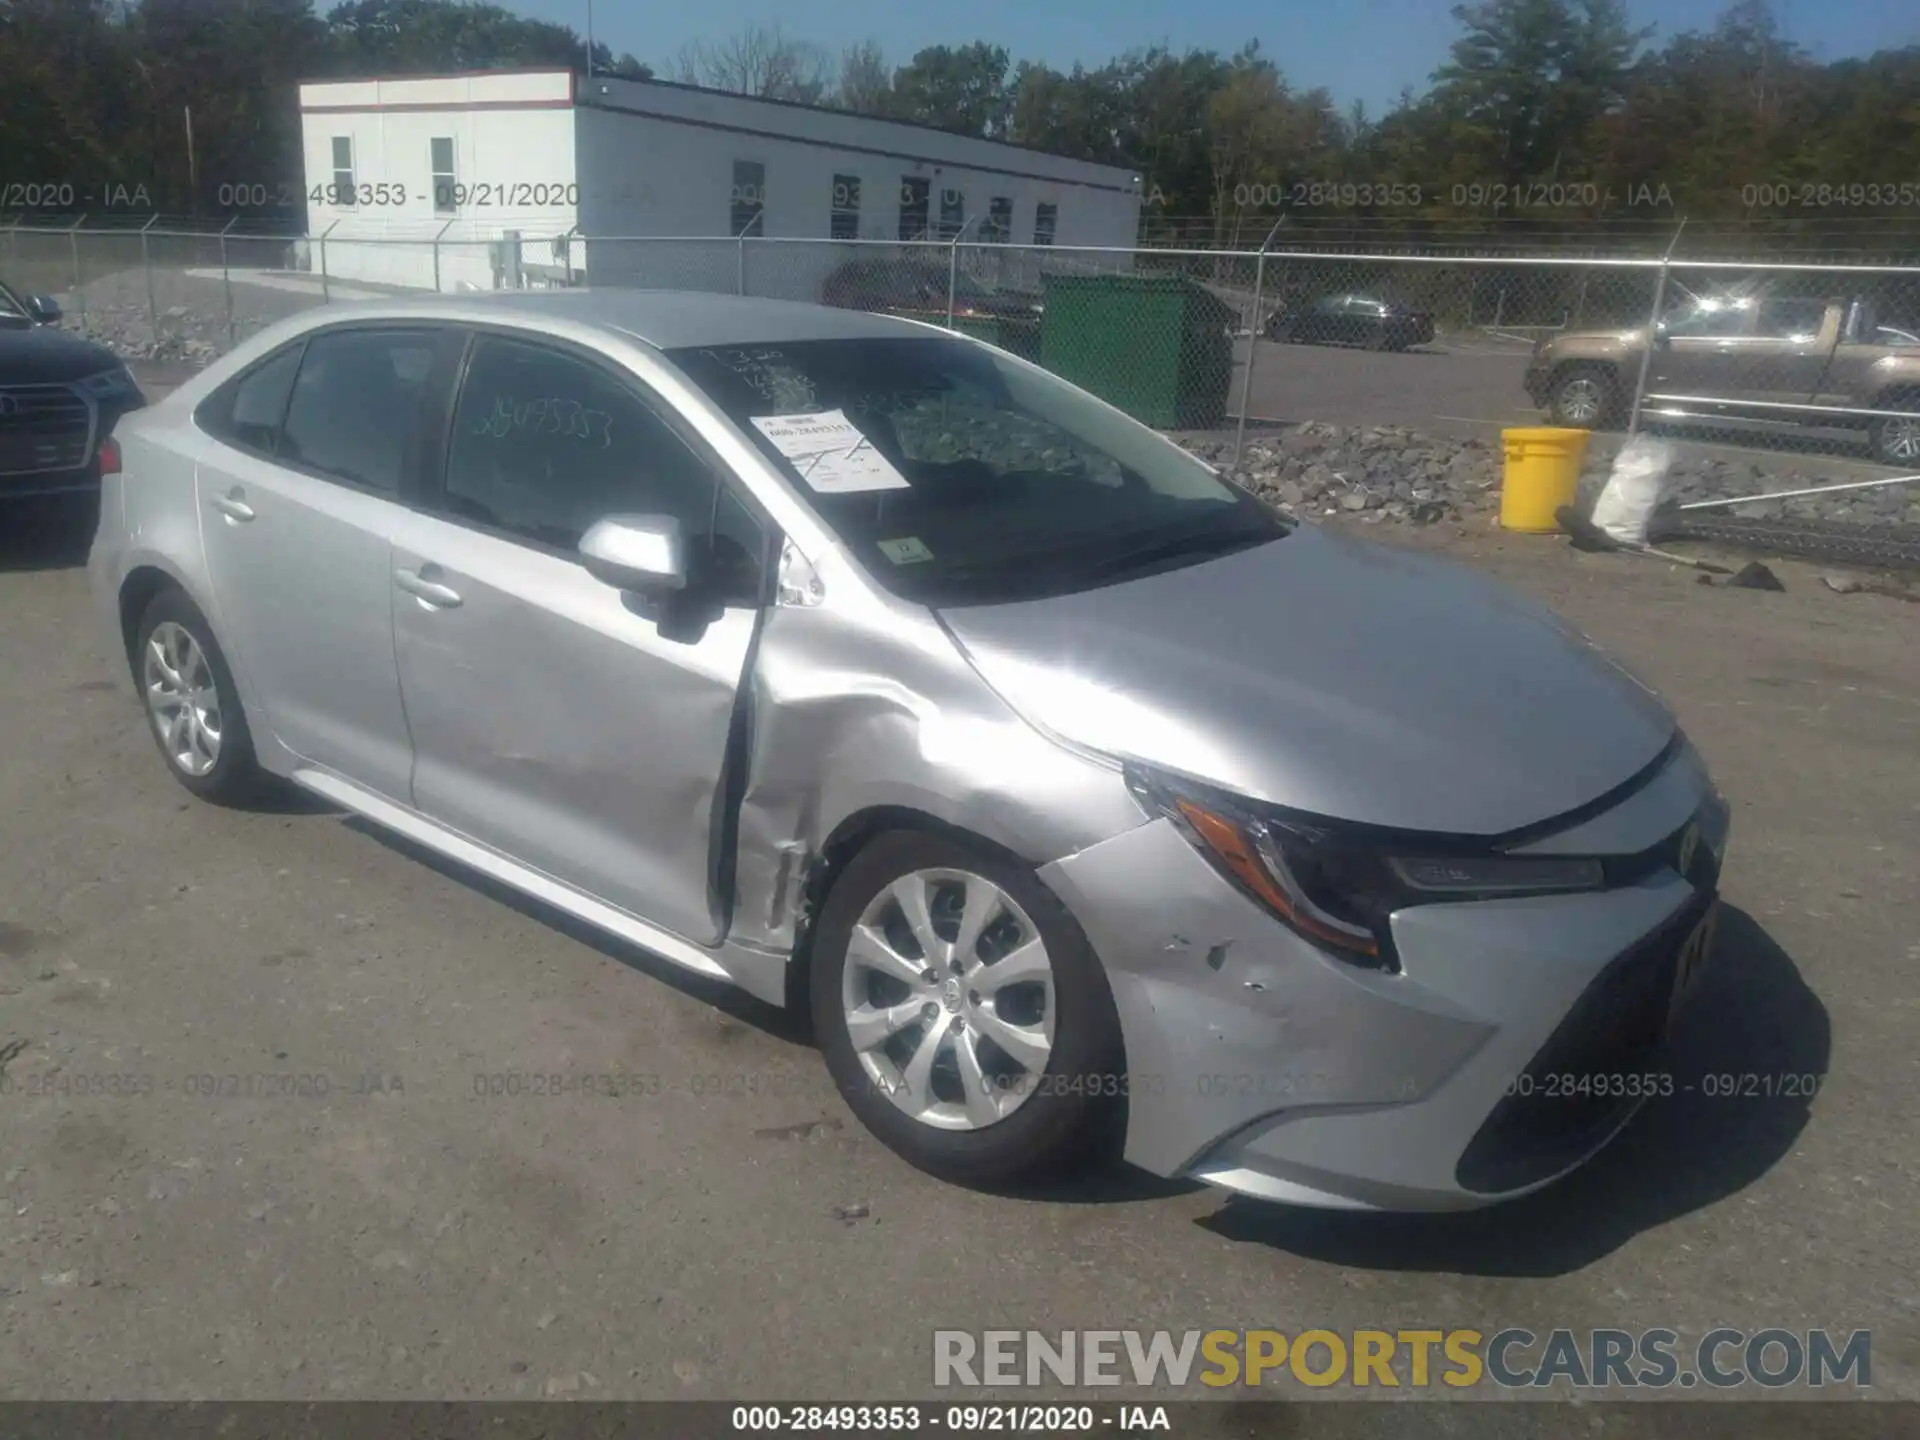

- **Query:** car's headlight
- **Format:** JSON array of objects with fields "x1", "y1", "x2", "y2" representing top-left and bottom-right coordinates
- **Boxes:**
[
  {"x1": 1125, "y1": 765, "x2": 1606, "y2": 969},
  {"x1": 75, "y1": 366, "x2": 138, "y2": 399}
]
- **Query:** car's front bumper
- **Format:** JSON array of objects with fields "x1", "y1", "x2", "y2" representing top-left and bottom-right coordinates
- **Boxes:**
[{"x1": 1038, "y1": 749, "x2": 1728, "y2": 1212}]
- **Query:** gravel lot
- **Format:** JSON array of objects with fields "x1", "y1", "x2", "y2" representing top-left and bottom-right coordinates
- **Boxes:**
[{"x1": 1, "y1": 490, "x2": 1915, "y2": 1409}]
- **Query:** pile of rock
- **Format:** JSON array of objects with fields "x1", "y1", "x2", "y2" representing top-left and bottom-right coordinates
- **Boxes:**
[
  {"x1": 1181, "y1": 425, "x2": 1512, "y2": 526},
  {"x1": 1181, "y1": 425, "x2": 1920, "y2": 530}
]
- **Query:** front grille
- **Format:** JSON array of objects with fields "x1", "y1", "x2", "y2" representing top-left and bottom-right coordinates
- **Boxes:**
[
  {"x1": 0, "y1": 385, "x2": 95, "y2": 477},
  {"x1": 1455, "y1": 890, "x2": 1714, "y2": 1195}
]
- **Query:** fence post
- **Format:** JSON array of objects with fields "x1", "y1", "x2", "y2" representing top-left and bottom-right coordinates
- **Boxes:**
[
  {"x1": 140, "y1": 213, "x2": 160, "y2": 337},
  {"x1": 67, "y1": 214, "x2": 88, "y2": 332},
  {"x1": 219, "y1": 215, "x2": 237, "y2": 347},
  {"x1": 319, "y1": 220, "x2": 337, "y2": 303},
  {"x1": 735, "y1": 214, "x2": 760, "y2": 296},
  {"x1": 432, "y1": 218, "x2": 452, "y2": 293},
  {"x1": 1233, "y1": 214, "x2": 1288, "y2": 469},
  {"x1": 945, "y1": 215, "x2": 980, "y2": 328},
  {"x1": 1627, "y1": 219, "x2": 1688, "y2": 438}
]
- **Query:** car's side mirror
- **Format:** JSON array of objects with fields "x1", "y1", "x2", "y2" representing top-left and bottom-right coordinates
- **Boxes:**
[
  {"x1": 27, "y1": 294, "x2": 62, "y2": 324},
  {"x1": 1651, "y1": 324, "x2": 1671, "y2": 348},
  {"x1": 579, "y1": 514, "x2": 686, "y2": 596}
]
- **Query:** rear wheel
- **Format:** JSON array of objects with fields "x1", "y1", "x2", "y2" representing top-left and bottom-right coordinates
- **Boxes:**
[
  {"x1": 811, "y1": 830, "x2": 1126, "y2": 1187},
  {"x1": 1868, "y1": 395, "x2": 1920, "y2": 466},
  {"x1": 133, "y1": 589, "x2": 267, "y2": 805},
  {"x1": 1548, "y1": 365, "x2": 1620, "y2": 428}
]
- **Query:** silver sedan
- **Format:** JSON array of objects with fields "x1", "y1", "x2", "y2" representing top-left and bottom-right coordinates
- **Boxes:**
[{"x1": 89, "y1": 290, "x2": 1728, "y2": 1210}]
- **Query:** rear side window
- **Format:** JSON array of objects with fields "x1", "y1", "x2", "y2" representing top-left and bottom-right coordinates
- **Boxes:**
[
  {"x1": 201, "y1": 345, "x2": 304, "y2": 454},
  {"x1": 278, "y1": 329, "x2": 440, "y2": 492}
]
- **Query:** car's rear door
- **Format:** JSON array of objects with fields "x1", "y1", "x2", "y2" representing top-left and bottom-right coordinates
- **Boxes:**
[
  {"x1": 387, "y1": 328, "x2": 771, "y2": 945},
  {"x1": 193, "y1": 324, "x2": 460, "y2": 800}
]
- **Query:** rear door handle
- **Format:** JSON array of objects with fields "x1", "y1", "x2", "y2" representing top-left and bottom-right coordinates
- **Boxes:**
[
  {"x1": 208, "y1": 491, "x2": 255, "y2": 522},
  {"x1": 394, "y1": 568, "x2": 462, "y2": 609}
]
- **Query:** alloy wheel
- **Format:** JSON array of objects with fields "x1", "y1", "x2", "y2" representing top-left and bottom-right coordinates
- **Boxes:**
[
  {"x1": 1880, "y1": 414, "x2": 1920, "y2": 463},
  {"x1": 840, "y1": 867, "x2": 1057, "y2": 1131},
  {"x1": 143, "y1": 621, "x2": 223, "y2": 777},
  {"x1": 1556, "y1": 376, "x2": 1605, "y2": 424}
]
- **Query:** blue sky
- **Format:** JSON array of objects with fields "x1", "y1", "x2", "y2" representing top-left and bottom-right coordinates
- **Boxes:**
[{"x1": 539, "y1": 0, "x2": 1919, "y2": 113}]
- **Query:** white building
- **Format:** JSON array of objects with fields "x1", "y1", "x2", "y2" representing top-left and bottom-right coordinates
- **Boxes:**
[{"x1": 297, "y1": 69, "x2": 1143, "y2": 298}]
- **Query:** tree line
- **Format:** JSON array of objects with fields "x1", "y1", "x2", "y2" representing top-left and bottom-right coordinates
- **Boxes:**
[{"x1": 2, "y1": 0, "x2": 1916, "y2": 253}]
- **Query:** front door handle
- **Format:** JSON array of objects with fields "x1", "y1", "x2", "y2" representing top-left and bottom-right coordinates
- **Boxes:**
[
  {"x1": 394, "y1": 568, "x2": 462, "y2": 609},
  {"x1": 208, "y1": 491, "x2": 255, "y2": 523}
]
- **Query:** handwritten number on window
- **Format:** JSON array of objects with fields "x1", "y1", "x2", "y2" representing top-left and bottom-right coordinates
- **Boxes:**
[{"x1": 469, "y1": 395, "x2": 613, "y2": 449}]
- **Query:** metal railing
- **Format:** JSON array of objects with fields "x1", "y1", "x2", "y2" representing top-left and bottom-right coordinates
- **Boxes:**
[{"x1": 7, "y1": 218, "x2": 1919, "y2": 491}]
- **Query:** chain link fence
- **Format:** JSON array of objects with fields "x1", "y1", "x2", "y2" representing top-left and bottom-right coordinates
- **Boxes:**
[{"x1": 7, "y1": 218, "x2": 1918, "y2": 530}]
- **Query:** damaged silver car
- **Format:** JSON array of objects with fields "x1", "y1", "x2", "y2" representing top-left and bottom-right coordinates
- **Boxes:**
[{"x1": 90, "y1": 291, "x2": 1729, "y2": 1211}]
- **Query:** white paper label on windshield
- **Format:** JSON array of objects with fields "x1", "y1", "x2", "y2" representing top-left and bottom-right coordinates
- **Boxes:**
[{"x1": 750, "y1": 409, "x2": 910, "y2": 494}]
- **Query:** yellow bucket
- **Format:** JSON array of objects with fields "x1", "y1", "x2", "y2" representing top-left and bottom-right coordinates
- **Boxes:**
[{"x1": 1499, "y1": 427, "x2": 1591, "y2": 533}]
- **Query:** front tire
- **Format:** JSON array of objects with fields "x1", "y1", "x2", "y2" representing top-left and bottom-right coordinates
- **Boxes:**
[
  {"x1": 133, "y1": 589, "x2": 267, "y2": 805},
  {"x1": 1548, "y1": 365, "x2": 1621, "y2": 428},
  {"x1": 1868, "y1": 395, "x2": 1920, "y2": 466},
  {"x1": 811, "y1": 830, "x2": 1126, "y2": 1187}
]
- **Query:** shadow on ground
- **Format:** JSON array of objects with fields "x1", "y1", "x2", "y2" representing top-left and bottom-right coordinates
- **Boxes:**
[
  {"x1": 1194, "y1": 906, "x2": 1828, "y2": 1275},
  {"x1": 0, "y1": 496, "x2": 97, "y2": 573}
]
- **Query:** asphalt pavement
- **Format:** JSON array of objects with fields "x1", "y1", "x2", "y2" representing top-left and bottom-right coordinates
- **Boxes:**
[{"x1": 2, "y1": 491, "x2": 1915, "y2": 1405}]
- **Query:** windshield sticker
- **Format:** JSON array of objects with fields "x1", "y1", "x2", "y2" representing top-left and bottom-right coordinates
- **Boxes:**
[
  {"x1": 878, "y1": 536, "x2": 934, "y2": 565},
  {"x1": 750, "y1": 409, "x2": 911, "y2": 494}
]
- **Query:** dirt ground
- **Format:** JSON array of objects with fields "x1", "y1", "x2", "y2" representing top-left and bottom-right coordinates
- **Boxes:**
[{"x1": 0, "y1": 496, "x2": 1915, "y2": 1412}]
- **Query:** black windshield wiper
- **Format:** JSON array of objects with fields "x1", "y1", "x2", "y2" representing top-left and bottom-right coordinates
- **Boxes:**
[{"x1": 1068, "y1": 525, "x2": 1276, "y2": 582}]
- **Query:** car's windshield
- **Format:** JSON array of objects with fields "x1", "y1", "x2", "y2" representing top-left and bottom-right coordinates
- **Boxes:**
[{"x1": 667, "y1": 336, "x2": 1287, "y2": 605}]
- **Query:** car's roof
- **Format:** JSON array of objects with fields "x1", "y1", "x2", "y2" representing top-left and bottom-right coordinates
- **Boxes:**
[{"x1": 291, "y1": 288, "x2": 937, "y2": 350}]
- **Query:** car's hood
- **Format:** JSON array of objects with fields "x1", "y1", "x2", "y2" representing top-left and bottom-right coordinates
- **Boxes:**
[
  {"x1": 937, "y1": 526, "x2": 1676, "y2": 836},
  {"x1": 0, "y1": 327, "x2": 123, "y2": 384}
]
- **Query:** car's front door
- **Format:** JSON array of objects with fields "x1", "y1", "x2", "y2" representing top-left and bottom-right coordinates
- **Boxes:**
[
  {"x1": 1649, "y1": 301, "x2": 1755, "y2": 402},
  {"x1": 388, "y1": 330, "x2": 770, "y2": 945},
  {"x1": 1735, "y1": 298, "x2": 1837, "y2": 404},
  {"x1": 193, "y1": 325, "x2": 455, "y2": 800}
]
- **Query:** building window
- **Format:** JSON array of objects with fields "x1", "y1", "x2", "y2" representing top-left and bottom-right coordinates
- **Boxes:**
[
  {"x1": 937, "y1": 186, "x2": 965, "y2": 240},
  {"x1": 829, "y1": 174, "x2": 861, "y2": 240},
  {"x1": 1034, "y1": 202, "x2": 1058, "y2": 246},
  {"x1": 431, "y1": 137, "x2": 457, "y2": 214},
  {"x1": 898, "y1": 177, "x2": 929, "y2": 241},
  {"x1": 731, "y1": 160, "x2": 765, "y2": 236},
  {"x1": 331, "y1": 136, "x2": 356, "y2": 208},
  {"x1": 984, "y1": 197, "x2": 1013, "y2": 243}
]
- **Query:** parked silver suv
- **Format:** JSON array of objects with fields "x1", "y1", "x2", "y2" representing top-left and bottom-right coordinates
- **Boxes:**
[{"x1": 90, "y1": 290, "x2": 1730, "y2": 1210}]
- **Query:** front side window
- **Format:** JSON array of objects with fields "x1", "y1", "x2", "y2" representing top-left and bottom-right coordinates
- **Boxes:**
[
  {"x1": 1033, "y1": 202, "x2": 1058, "y2": 246},
  {"x1": 1755, "y1": 298, "x2": 1828, "y2": 341},
  {"x1": 668, "y1": 337, "x2": 1285, "y2": 605},
  {"x1": 443, "y1": 336, "x2": 761, "y2": 575},
  {"x1": 431, "y1": 137, "x2": 457, "y2": 214},
  {"x1": 278, "y1": 329, "x2": 439, "y2": 491},
  {"x1": 330, "y1": 136, "x2": 356, "y2": 208},
  {"x1": 1665, "y1": 302, "x2": 1753, "y2": 339}
]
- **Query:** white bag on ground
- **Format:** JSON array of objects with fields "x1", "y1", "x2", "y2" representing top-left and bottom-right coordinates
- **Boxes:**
[{"x1": 1588, "y1": 436, "x2": 1674, "y2": 546}]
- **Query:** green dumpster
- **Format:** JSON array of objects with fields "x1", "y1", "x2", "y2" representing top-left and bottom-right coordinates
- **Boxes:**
[
  {"x1": 1038, "y1": 275, "x2": 1237, "y2": 428},
  {"x1": 951, "y1": 312, "x2": 1043, "y2": 362}
]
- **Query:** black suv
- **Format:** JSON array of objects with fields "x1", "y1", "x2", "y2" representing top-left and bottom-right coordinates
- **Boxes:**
[{"x1": 2, "y1": 276, "x2": 145, "y2": 502}]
